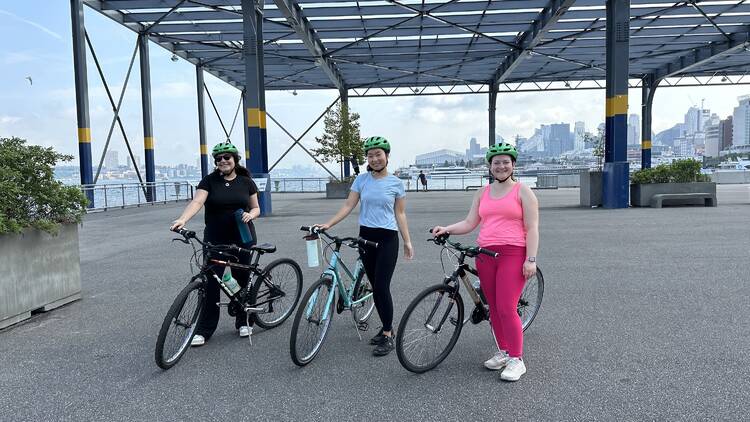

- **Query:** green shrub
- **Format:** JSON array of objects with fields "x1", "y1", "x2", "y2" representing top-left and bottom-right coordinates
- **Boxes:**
[
  {"x1": 0, "y1": 137, "x2": 88, "y2": 235},
  {"x1": 630, "y1": 159, "x2": 711, "y2": 184}
]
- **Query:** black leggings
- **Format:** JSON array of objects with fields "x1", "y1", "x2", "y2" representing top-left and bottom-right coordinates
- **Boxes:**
[{"x1": 358, "y1": 226, "x2": 399, "y2": 332}]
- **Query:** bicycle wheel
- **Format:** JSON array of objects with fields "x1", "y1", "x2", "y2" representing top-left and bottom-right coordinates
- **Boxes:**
[
  {"x1": 351, "y1": 273, "x2": 375, "y2": 324},
  {"x1": 154, "y1": 279, "x2": 205, "y2": 370},
  {"x1": 290, "y1": 277, "x2": 335, "y2": 366},
  {"x1": 249, "y1": 258, "x2": 303, "y2": 330},
  {"x1": 519, "y1": 267, "x2": 544, "y2": 332},
  {"x1": 396, "y1": 284, "x2": 464, "y2": 374}
]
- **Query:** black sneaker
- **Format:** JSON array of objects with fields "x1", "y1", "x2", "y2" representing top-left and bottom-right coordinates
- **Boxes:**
[
  {"x1": 373, "y1": 335, "x2": 395, "y2": 357},
  {"x1": 369, "y1": 328, "x2": 385, "y2": 345}
]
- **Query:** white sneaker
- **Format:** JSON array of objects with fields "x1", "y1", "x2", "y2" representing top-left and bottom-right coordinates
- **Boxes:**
[
  {"x1": 484, "y1": 350, "x2": 511, "y2": 370},
  {"x1": 191, "y1": 334, "x2": 205, "y2": 347},
  {"x1": 500, "y1": 358, "x2": 526, "y2": 382},
  {"x1": 239, "y1": 326, "x2": 253, "y2": 338}
]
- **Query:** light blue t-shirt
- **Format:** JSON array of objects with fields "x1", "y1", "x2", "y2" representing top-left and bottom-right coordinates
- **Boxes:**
[{"x1": 351, "y1": 173, "x2": 405, "y2": 231}]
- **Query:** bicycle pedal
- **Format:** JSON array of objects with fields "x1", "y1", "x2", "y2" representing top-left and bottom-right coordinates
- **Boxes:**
[
  {"x1": 217, "y1": 302, "x2": 230, "y2": 307},
  {"x1": 244, "y1": 307, "x2": 264, "y2": 313},
  {"x1": 357, "y1": 322, "x2": 369, "y2": 331}
]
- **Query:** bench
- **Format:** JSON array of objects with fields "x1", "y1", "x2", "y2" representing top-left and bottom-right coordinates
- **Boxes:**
[{"x1": 649, "y1": 192, "x2": 717, "y2": 208}]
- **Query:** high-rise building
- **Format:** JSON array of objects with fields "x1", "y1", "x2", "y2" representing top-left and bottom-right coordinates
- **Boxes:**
[
  {"x1": 732, "y1": 95, "x2": 750, "y2": 146},
  {"x1": 105, "y1": 150, "x2": 119, "y2": 169},
  {"x1": 720, "y1": 116, "x2": 733, "y2": 151},
  {"x1": 547, "y1": 123, "x2": 571, "y2": 155},
  {"x1": 127, "y1": 155, "x2": 142, "y2": 170},
  {"x1": 704, "y1": 114, "x2": 722, "y2": 157},
  {"x1": 574, "y1": 121, "x2": 585, "y2": 152},
  {"x1": 684, "y1": 106, "x2": 700, "y2": 135},
  {"x1": 627, "y1": 114, "x2": 640, "y2": 146},
  {"x1": 465, "y1": 137, "x2": 487, "y2": 163}
]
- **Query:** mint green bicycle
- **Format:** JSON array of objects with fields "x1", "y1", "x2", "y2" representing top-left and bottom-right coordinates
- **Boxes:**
[{"x1": 289, "y1": 226, "x2": 378, "y2": 366}]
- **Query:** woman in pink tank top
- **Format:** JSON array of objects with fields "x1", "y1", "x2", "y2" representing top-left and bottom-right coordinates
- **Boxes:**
[{"x1": 432, "y1": 143, "x2": 539, "y2": 382}]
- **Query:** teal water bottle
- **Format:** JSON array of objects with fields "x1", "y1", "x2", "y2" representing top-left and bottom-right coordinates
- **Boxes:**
[{"x1": 234, "y1": 209, "x2": 254, "y2": 245}]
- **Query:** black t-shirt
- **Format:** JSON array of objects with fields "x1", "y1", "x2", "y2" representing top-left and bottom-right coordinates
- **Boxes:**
[{"x1": 197, "y1": 172, "x2": 258, "y2": 244}]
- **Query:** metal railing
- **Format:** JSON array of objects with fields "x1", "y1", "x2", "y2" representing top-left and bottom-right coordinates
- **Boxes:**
[
  {"x1": 80, "y1": 181, "x2": 194, "y2": 212},
  {"x1": 270, "y1": 178, "x2": 329, "y2": 193}
]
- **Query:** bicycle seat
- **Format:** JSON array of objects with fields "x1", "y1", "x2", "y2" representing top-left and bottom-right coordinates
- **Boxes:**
[{"x1": 252, "y1": 243, "x2": 277, "y2": 254}]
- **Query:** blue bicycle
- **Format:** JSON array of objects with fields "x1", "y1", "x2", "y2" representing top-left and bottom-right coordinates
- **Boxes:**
[{"x1": 290, "y1": 226, "x2": 378, "y2": 366}]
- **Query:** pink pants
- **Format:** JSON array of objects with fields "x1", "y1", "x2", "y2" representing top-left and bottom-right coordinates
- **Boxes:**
[{"x1": 475, "y1": 244, "x2": 526, "y2": 358}]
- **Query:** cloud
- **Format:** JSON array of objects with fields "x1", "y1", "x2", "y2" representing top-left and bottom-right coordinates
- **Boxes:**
[
  {"x1": 0, "y1": 115, "x2": 22, "y2": 125},
  {"x1": 2, "y1": 52, "x2": 38, "y2": 65},
  {"x1": 0, "y1": 10, "x2": 63, "y2": 41}
]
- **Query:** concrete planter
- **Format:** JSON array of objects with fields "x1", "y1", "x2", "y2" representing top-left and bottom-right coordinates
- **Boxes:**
[
  {"x1": 325, "y1": 181, "x2": 352, "y2": 199},
  {"x1": 580, "y1": 171, "x2": 603, "y2": 207},
  {"x1": 630, "y1": 182, "x2": 717, "y2": 207},
  {"x1": 0, "y1": 224, "x2": 82, "y2": 329}
]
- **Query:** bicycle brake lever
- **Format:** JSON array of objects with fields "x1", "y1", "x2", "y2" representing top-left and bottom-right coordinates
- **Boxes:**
[{"x1": 172, "y1": 237, "x2": 189, "y2": 244}]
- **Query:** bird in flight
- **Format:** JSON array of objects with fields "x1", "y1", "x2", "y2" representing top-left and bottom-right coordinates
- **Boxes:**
[{"x1": 25, "y1": 76, "x2": 33, "y2": 86}]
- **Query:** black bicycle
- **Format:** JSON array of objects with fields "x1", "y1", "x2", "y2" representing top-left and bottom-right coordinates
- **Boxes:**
[
  {"x1": 395, "y1": 233, "x2": 544, "y2": 373},
  {"x1": 155, "y1": 228, "x2": 303, "y2": 370}
]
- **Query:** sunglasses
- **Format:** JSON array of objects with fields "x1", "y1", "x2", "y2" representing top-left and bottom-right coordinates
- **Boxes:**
[{"x1": 214, "y1": 154, "x2": 234, "y2": 162}]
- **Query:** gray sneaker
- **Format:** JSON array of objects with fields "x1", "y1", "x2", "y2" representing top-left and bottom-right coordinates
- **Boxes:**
[
  {"x1": 484, "y1": 350, "x2": 511, "y2": 370},
  {"x1": 499, "y1": 358, "x2": 526, "y2": 382}
]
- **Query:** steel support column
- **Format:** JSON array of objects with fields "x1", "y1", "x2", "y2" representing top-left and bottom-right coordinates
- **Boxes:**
[
  {"x1": 641, "y1": 74, "x2": 657, "y2": 169},
  {"x1": 138, "y1": 33, "x2": 156, "y2": 202},
  {"x1": 196, "y1": 65, "x2": 209, "y2": 177},
  {"x1": 603, "y1": 0, "x2": 630, "y2": 209},
  {"x1": 243, "y1": 0, "x2": 271, "y2": 215},
  {"x1": 341, "y1": 89, "x2": 351, "y2": 178},
  {"x1": 489, "y1": 83, "x2": 498, "y2": 147},
  {"x1": 70, "y1": 0, "x2": 94, "y2": 207}
]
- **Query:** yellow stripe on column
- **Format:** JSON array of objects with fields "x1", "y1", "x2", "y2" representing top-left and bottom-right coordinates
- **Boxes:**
[
  {"x1": 642, "y1": 140, "x2": 652, "y2": 149},
  {"x1": 200, "y1": 144, "x2": 208, "y2": 154},
  {"x1": 605, "y1": 95, "x2": 628, "y2": 117},
  {"x1": 245, "y1": 149, "x2": 251, "y2": 159},
  {"x1": 260, "y1": 110, "x2": 267, "y2": 129},
  {"x1": 247, "y1": 108, "x2": 261, "y2": 128},
  {"x1": 78, "y1": 128, "x2": 91, "y2": 143},
  {"x1": 144, "y1": 137, "x2": 154, "y2": 149}
]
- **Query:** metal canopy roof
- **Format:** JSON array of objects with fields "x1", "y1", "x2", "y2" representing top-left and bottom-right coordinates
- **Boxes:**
[{"x1": 84, "y1": 0, "x2": 750, "y2": 92}]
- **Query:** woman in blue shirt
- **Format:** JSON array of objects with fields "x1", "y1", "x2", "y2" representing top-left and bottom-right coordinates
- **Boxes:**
[{"x1": 315, "y1": 136, "x2": 413, "y2": 356}]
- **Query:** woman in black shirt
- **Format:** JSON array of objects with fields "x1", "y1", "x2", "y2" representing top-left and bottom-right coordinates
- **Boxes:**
[{"x1": 171, "y1": 141, "x2": 260, "y2": 346}]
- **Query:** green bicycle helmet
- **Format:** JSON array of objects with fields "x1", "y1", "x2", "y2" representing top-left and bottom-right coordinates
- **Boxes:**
[
  {"x1": 212, "y1": 141, "x2": 238, "y2": 157},
  {"x1": 486, "y1": 142, "x2": 518, "y2": 162},
  {"x1": 363, "y1": 136, "x2": 391, "y2": 153}
]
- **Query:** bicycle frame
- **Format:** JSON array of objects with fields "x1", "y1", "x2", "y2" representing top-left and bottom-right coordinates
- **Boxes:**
[{"x1": 305, "y1": 245, "x2": 370, "y2": 322}]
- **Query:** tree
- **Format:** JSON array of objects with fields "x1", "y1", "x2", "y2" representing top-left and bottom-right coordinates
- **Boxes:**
[
  {"x1": 443, "y1": 160, "x2": 450, "y2": 167},
  {"x1": 312, "y1": 100, "x2": 363, "y2": 180},
  {"x1": 0, "y1": 137, "x2": 87, "y2": 234}
]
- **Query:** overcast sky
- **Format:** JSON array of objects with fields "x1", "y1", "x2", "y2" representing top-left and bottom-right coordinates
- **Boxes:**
[{"x1": 1, "y1": 3, "x2": 749, "y2": 170}]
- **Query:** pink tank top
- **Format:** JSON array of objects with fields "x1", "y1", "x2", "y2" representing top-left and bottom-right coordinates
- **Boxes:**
[{"x1": 477, "y1": 183, "x2": 526, "y2": 248}]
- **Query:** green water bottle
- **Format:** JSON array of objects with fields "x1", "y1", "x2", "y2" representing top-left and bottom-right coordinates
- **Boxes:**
[{"x1": 221, "y1": 268, "x2": 241, "y2": 295}]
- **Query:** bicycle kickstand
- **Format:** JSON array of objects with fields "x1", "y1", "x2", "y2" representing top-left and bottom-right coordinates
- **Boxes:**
[
  {"x1": 349, "y1": 313, "x2": 364, "y2": 341},
  {"x1": 245, "y1": 312, "x2": 252, "y2": 346}
]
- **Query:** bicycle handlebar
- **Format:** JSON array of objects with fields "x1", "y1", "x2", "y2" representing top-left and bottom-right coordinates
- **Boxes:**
[
  {"x1": 427, "y1": 230, "x2": 499, "y2": 258},
  {"x1": 300, "y1": 226, "x2": 378, "y2": 249},
  {"x1": 171, "y1": 227, "x2": 255, "y2": 255}
]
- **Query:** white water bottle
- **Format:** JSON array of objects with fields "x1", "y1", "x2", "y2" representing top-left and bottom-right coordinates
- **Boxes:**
[{"x1": 306, "y1": 236, "x2": 320, "y2": 268}]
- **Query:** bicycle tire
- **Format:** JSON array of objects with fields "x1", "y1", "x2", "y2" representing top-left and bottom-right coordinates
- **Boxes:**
[
  {"x1": 249, "y1": 258, "x2": 303, "y2": 330},
  {"x1": 289, "y1": 277, "x2": 335, "y2": 366},
  {"x1": 154, "y1": 279, "x2": 205, "y2": 370},
  {"x1": 351, "y1": 273, "x2": 375, "y2": 324},
  {"x1": 519, "y1": 267, "x2": 544, "y2": 332},
  {"x1": 396, "y1": 284, "x2": 464, "y2": 374}
]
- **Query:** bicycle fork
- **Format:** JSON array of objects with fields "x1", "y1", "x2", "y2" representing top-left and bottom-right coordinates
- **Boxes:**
[{"x1": 424, "y1": 290, "x2": 457, "y2": 333}]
